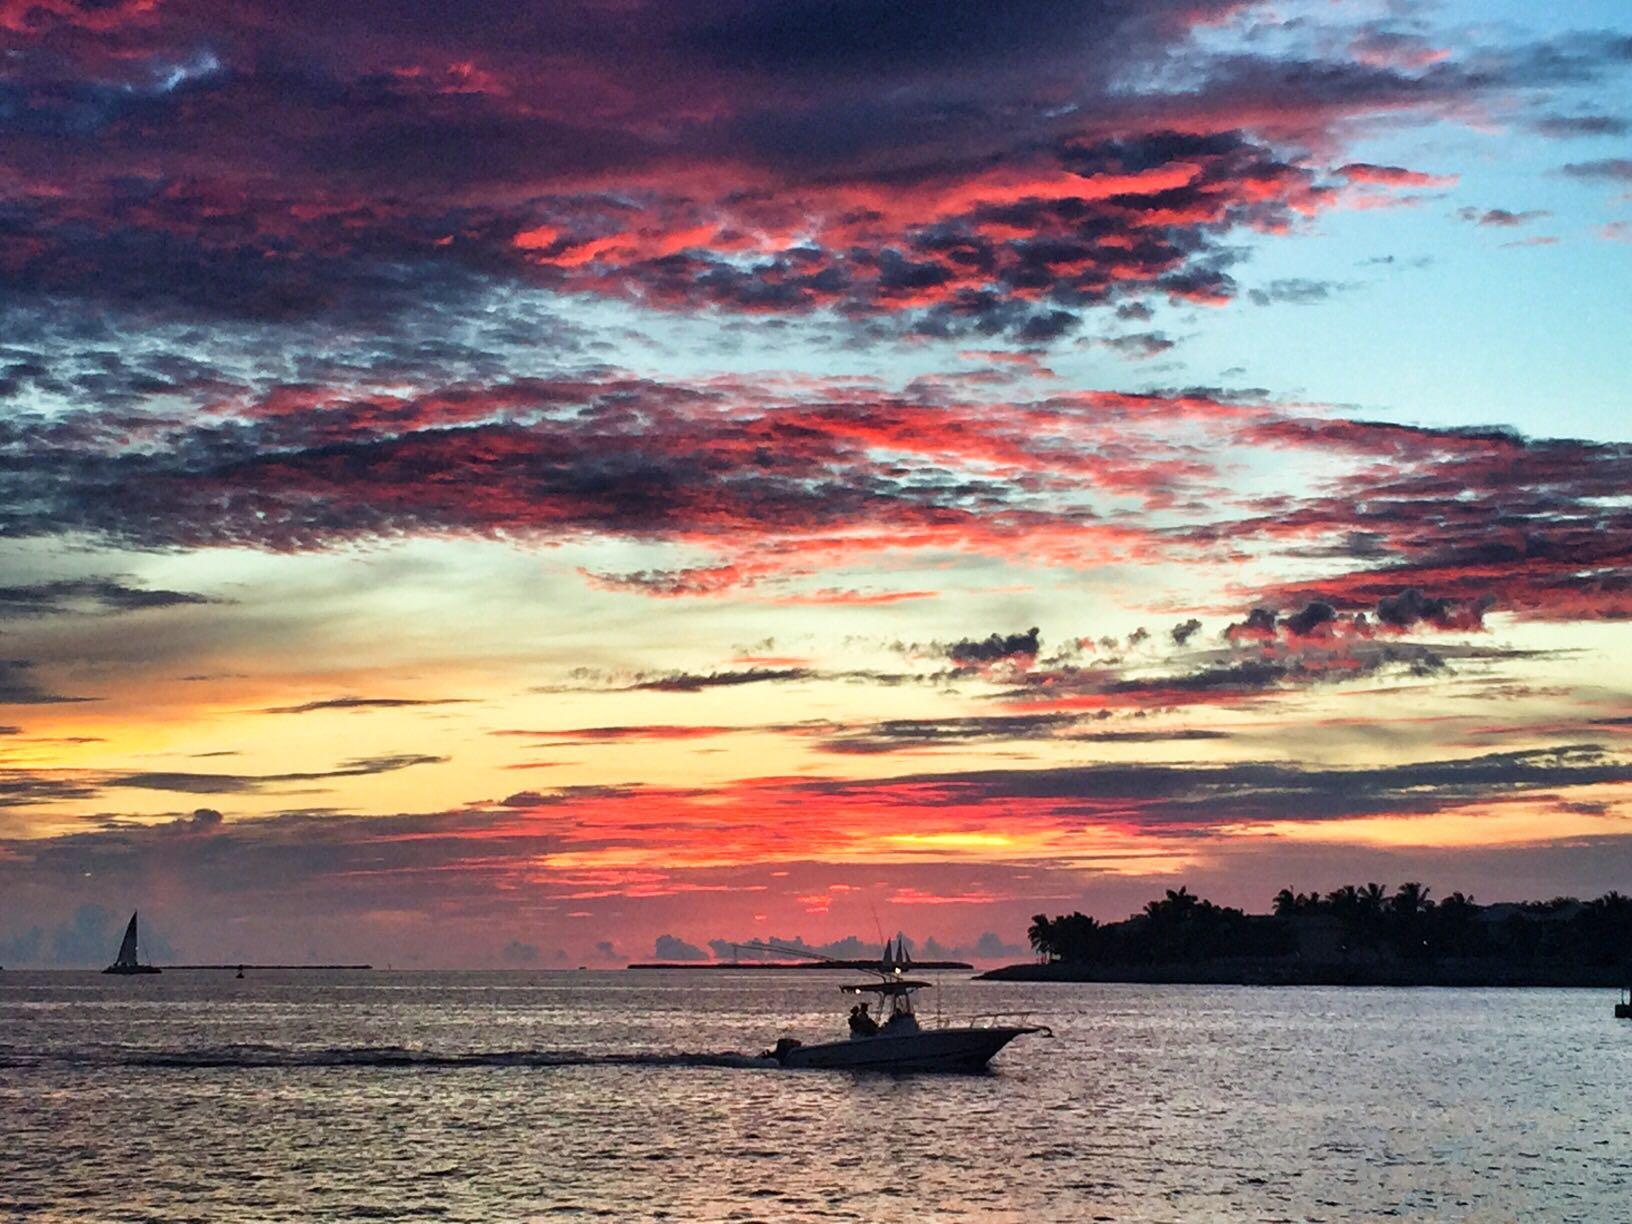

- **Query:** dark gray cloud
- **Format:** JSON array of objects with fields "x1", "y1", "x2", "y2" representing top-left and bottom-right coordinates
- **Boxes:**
[
  {"x1": 1171, "y1": 618, "x2": 1203, "y2": 646},
  {"x1": 0, "y1": 773, "x2": 103, "y2": 810},
  {"x1": 998, "y1": 634, "x2": 1546, "y2": 710},
  {"x1": 1561, "y1": 158, "x2": 1632, "y2": 182},
  {"x1": 921, "y1": 931, "x2": 1021, "y2": 960},
  {"x1": 1100, "y1": 331, "x2": 1175, "y2": 359},
  {"x1": 1530, "y1": 113, "x2": 1628, "y2": 138},
  {"x1": 1069, "y1": 729, "x2": 1231, "y2": 744},
  {"x1": 3, "y1": 0, "x2": 1620, "y2": 349},
  {"x1": 793, "y1": 744, "x2": 1632, "y2": 830},
  {"x1": 537, "y1": 664, "x2": 926, "y2": 696},
  {"x1": 811, "y1": 712, "x2": 1080, "y2": 754},
  {"x1": 1218, "y1": 419, "x2": 1632, "y2": 623},
  {"x1": 0, "y1": 755, "x2": 446, "y2": 810},
  {"x1": 495, "y1": 713, "x2": 1233, "y2": 756},
  {"x1": 262, "y1": 696, "x2": 472, "y2": 714},
  {"x1": 652, "y1": 933, "x2": 706, "y2": 961},
  {"x1": 625, "y1": 668, "x2": 818, "y2": 693},
  {"x1": 1376, "y1": 589, "x2": 1494, "y2": 632},
  {"x1": 0, "y1": 377, "x2": 1114, "y2": 555},
  {"x1": 1456, "y1": 207, "x2": 1549, "y2": 227},
  {"x1": 0, "y1": 577, "x2": 215, "y2": 619},
  {"x1": 499, "y1": 939, "x2": 541, "y2": 964},
  {"x1": 1247, "y1": 278, "x2": 1348, "y2": 306},
  {"x1": 945, "y1": 627, "x2": 1041, "y2": 667},
  {"x1": 102, "y1": 753, "x2": 445, "y2": 794},
  {"x1": 1282, "y1": 601, "x2": 1338, "y2": 637},
  {"x1": 0, "y1": 660, "x2": 95, "y2": 706}
]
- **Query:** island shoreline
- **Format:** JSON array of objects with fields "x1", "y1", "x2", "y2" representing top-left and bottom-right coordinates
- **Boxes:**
[{"x1": 977, "y1": 961, "x2": 1630, "y2": 987}]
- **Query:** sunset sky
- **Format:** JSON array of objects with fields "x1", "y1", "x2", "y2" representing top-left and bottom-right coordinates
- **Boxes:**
[{"x1": 2, "y1": 0, "x2": 1630, "y2": 968}]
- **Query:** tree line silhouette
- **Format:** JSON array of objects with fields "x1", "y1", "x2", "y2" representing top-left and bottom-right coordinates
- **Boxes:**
[{"x1": 1027, "y1": 885, "x2": 1632, "y2": 967}]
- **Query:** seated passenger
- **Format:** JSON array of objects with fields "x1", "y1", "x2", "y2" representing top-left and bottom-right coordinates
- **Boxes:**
[
  {"x1": 880, "y1": 1005, "x2": 920, "y2": 1034},
  {"x1": 848, "y1": 1003, "x2": 879, "y2": 1036}
]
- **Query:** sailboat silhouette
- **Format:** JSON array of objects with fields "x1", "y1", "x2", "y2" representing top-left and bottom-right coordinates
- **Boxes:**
[{"x1": 103, "y1": 911, "x2": 161, "y2": 975}]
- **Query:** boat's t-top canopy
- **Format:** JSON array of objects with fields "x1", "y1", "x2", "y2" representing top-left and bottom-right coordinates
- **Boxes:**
[
  {"x1": 735, "y1": 934, "x2": 933, "y2": 1012},
  {"x1": 733, "y1": 934, "x2": 918, "y2": 981},
  {"x1": 841, "y1": 979, "x2": 931, "y2": 994}
]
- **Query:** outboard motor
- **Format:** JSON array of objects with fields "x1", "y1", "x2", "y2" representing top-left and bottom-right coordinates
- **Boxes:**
[{"x1": 761, "y1": 1037, "x2": 803, "y2": 1063}]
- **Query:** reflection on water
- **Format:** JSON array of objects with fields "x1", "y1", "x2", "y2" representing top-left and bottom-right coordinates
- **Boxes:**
[{"x1": 3, "y1": 971, "x2": 1629, "y2": 1221}]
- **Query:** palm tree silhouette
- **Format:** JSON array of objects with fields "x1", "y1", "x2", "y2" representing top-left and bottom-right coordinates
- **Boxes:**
[
  {"x1": 1145, "y1": 886, "x2": 1198, "y2": 920},
  {"x1": 1325, "y1": 884, "x2": 1360, "y2": 918},
  {"x1": 1391, "y1": 882, "x2": 1432, "y2": 916},
  {"x1": 1028, "y1": 914, "x2": 1055, "y2": 959}
]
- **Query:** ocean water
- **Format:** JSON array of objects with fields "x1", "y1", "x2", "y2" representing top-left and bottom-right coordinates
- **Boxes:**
[{"x1": 2, "y1": 971, "x2": 1629, "y2": 1222}]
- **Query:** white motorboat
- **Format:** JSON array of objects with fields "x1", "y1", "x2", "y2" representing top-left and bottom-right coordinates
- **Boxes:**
[{"x1": 756, "y1": 937, "x2": 1049, "y2": 1072}]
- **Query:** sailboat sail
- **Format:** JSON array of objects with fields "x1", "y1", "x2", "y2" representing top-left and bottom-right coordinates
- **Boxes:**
[
  {"x1": 103, "y1": 909, "x2": 159, "y2": 974},
  {"x1": 114, "y1": 912, "x2": 140, "y2": 968}
]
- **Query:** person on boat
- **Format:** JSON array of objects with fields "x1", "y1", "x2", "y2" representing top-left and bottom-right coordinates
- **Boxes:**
[
  {"x1": 848, "y1": 1003, "x2": 879, "y2": 1036},
  {"x1": 879, "y1": 1001, "x2": 917, "y2": 1034}
]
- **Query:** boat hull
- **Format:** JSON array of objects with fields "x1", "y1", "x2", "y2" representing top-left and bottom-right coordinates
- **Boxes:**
[
  {"x1": 773, "y1": 1026, "x2": 1036, "y2": 1072},
  {"x1": 102, "y1": 965, "x2": 161, "y2": 975}
]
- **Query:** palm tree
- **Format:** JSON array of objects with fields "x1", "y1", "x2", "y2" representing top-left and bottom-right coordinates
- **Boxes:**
[
  {"x1": 1325, "y1": 884, "x2": 1360, "y2": 918},
  {"x1": 1166, "y1": 886, "x2": 1197, "y2": 914},
  {"x1": 1359, "y1": 882, "x2": 1388, "y2": 915},
  {"x1": 1273, "y1": 887, "x2": 1299, "y2": 916},
  {"x1": 1055, "y1": 912, "x2": 1099, "y2": 962},
  {"x1": 1027, "y1": 914, "x2": 1055, "y2": 960},
  {"x1": 1391, "y1": 881, "x2": 1432, "y2": 916},
  {"x1": 1434, "y1": 891, "x2": 1480, "y2": 957}
]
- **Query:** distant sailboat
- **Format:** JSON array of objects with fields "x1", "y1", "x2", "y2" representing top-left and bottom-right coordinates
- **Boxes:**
[{"x1": 103, "y1": 911, "x2": 161, "y2": 975}]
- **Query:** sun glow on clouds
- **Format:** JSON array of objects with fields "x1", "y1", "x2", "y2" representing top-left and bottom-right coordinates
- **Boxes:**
[{"x1": 0, "y1": 0, "x2": 1629, "y2": 964}]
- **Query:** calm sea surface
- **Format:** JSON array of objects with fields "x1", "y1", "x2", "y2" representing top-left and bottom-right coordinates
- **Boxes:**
[{"x1": 2, "y1": 970, "x2": 1629, "y2": 1221}]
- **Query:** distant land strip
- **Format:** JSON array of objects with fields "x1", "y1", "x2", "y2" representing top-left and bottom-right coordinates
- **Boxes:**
[
  {"x1": 978, "y1": 961, "x2": 1631, "y2": 987},
  {"x1": 628, "y1": 960, "x2": 974, "y2": 971},
  {"x1": 165, "y1": 964, "x2": 374, "y2": 970}
]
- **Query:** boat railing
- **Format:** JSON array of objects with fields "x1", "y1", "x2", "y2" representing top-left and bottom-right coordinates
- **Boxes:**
[{"x1": 941, "y1": 1009, "x2": 1052, "y2": 1033}]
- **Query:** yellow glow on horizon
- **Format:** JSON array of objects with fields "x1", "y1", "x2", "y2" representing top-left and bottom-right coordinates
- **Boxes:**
[
  {"x1": 883, "y1": 832, "x2": 1015, "y2": 849},
  {"x1": 1249, "y1": 787, "x2": 1631, "y2": 849}
]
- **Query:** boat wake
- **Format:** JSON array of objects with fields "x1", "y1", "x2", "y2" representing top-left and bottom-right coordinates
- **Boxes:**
[{"x1": 0, "y1": 1043, "x2": 776, "y2": 1071}]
